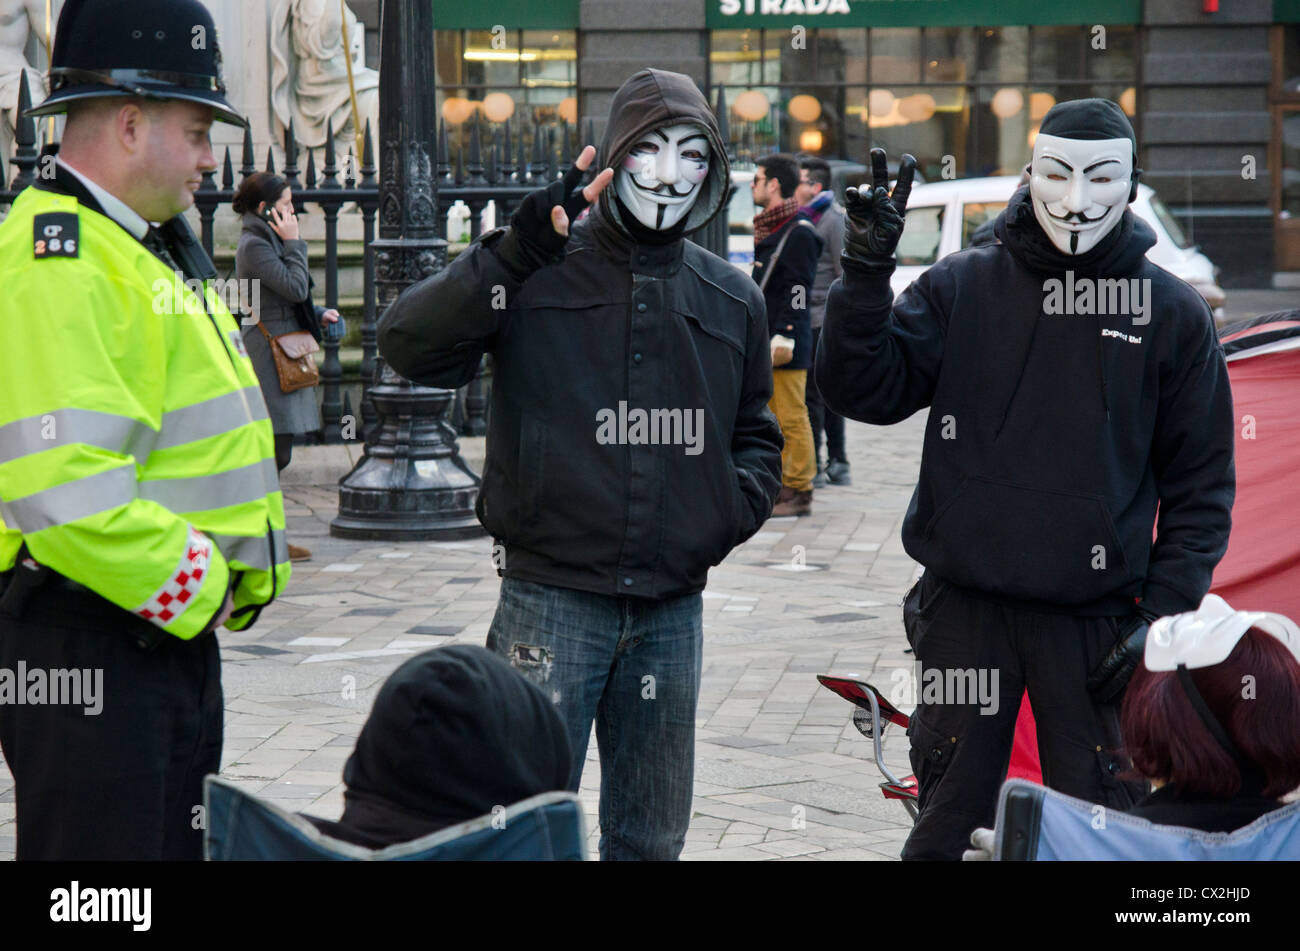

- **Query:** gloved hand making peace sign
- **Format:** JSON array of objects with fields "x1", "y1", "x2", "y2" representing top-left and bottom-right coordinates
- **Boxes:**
[
  {"x1": 841, "y1": 147, "x2": 918, "y2": 274},
  {"x1": 494, "y1": 144, "x2": 615, "y2": 280}
]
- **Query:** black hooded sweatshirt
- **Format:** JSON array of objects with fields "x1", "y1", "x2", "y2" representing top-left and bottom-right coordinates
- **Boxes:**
[
  {"x1": 308, "y1": 645, "x2": 572, "y2": 848},
  {"x1": 379, "y1": 69, "x2": 783, "y2": 599},
  {"x1": 816, "y1": 186, "x2": 1235, "y2": 617}
]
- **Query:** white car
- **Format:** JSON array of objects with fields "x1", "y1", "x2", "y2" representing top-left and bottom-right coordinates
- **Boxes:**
[{"x1": 889, "y1": 175, "x2": 1226, "y2": 320}]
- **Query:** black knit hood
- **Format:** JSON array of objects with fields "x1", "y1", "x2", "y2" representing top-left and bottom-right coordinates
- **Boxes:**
[
  {"x1": 597, "y1": 68, "x2": 731, "y2": 237},
  {"x1": 335, "y1": 645, "x2": 572, "y2": 846}
]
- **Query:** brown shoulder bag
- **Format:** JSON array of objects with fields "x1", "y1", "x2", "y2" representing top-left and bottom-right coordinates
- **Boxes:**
[{"x1": 257, "y1": 322, "x2": 320, "y2": 393}]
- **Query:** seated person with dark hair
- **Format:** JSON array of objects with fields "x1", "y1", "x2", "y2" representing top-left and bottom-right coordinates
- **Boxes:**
[
  {"x1": 1121, "y1": 595, "x2": 1300, "y2": 831},
  {"x1": 309, "y1": 645, "x2": 573, "y2": 848},
  {"x1": 964, "y1": 596, "x2": 1300, "y2": 858}
]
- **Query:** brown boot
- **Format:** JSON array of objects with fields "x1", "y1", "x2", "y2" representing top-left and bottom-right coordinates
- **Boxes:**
[
  {"x1": 288, "y1": 543, "x2": 313, "y2": 562},
  {"x1": 770, "y1": 487, "x2": 813, "y2": 518}
]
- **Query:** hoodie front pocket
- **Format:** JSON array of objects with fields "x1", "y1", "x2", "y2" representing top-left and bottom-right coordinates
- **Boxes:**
[{"x1": 922, "y1": 477, "x2": 1131, "y2": 606}]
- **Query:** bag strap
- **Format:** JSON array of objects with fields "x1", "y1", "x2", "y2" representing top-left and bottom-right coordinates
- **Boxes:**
[{"x1": 758, "y1": 218, "x2": 816, "y2": 294}]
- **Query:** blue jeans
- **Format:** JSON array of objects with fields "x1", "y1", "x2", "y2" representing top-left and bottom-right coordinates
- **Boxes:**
[{"x1": 486, "y1": 577, "x2": 704, "y2": 860}]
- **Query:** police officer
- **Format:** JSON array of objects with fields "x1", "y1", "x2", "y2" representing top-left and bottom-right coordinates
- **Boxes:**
[{"x1": 0, "y1": 0, "x2": 290, "y2": 860}]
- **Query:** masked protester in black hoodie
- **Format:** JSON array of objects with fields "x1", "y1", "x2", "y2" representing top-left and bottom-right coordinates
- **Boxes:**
[
  {"x1": 379, "y1": 69, "x2": 783, "y2": 860},
  {"x1": 816, "y1": 99, "x2": 1235, "y2": 861}
]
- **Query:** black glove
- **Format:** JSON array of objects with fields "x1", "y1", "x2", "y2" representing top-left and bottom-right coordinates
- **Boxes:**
[
  {"x1": 1087, "y1": 607, "x2": 1160, "y2": 704},
  {"x1": 494, "y1": 160, "x2": 595, "y2": 280},
  {"x1": 841, "y1": 148, "x2": 917, "y2": 275}
]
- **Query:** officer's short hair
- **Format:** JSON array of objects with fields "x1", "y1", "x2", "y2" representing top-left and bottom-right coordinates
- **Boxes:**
[
  {"x1": 65, "y1": 96, "x2": 166, "y2": 129},
  {"x1": 756, "y1": 152, "x2": 800, "y2": 201}
]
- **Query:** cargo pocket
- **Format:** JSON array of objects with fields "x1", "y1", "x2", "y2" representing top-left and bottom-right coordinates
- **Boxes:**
[
  {"x1": 907, "y1": 712, "x2": 959, "y2": 805},
  {"x1": 902, "y1": 572, "x2": 954, "y2": 654}
]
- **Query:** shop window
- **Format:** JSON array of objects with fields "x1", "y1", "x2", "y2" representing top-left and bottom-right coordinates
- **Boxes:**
[
  {"x1": 814, "y1": 29, "x2": 866, "y2": 85},
  {"x1": 871, "y1": 28, "x2": 921, "y2": 84},
  {"x1": 1085, "y1": 25, "x2": 1136, "y2": 82},
  {"x1": 712, "y1": 30, "x2": 763, "y2": 87},
  {"x1": 1283, "y1": 27, "x2": 1300, "y2": 96},
  {"x1": 521, "y1": 30, "x2": 576, "y2": 88},
  {"x1": 925, "y1": 27, "x2": 973, "y2": 83},
  {"x1": 463, "y1": 29, "x2": 520, "y2": 87},
  {"x1": 1031, "y1": 26, "x2": 1085, "y2": 81},
  {"x1": 975, "y1": 27, "x2": 1028, "y2": 83}
]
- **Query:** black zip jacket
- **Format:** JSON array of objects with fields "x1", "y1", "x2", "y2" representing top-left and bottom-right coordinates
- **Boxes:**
[
  {"x1": 378, "y1": 70, "x2": 783, "y2": 600},
  {"x1": 817, "y1": 187, "x2": 1234, "y2": 617},
  {"x1": 753, "y1": 212, "x2": 822, "y2": 369}
]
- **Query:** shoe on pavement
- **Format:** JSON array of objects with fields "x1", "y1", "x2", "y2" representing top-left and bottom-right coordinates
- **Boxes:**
[
  {"x1": 770, "y1": 487, "x2": 813, "y2": 517},
  {"x1": 813, "y1": 468, "x2": 828, "y2": 489},
  {"x1": 826, "y1": 459, "x2": 852, "y2": 486},
  {"x1": 288, "y1": 543, "x2": 313, "y2": 562}
]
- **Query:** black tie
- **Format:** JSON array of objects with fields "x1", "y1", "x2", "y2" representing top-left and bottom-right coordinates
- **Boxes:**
[{"x1": 143, "y1": 227, "x2": 181, "y2": 274}]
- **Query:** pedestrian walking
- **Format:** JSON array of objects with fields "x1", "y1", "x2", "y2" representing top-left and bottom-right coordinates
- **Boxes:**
[
  {"x1": 0, "y1": 0, "x2": 289, "y2": 860},
  {"x1": 752, "y1": 152, "x2": 823, "y2": 517},
  {"x1": 795, "y1": 156, "x2": 850, "y2": 488},
  {"x1": 379, "y1": 68, "x2": 783, "y2": 860},
  {"x1": 233, "y1": 171, "x2": 341, "y2": 562},
  {"x1": 817, "y1": 99, "x2": 1235, "y2": 860}
]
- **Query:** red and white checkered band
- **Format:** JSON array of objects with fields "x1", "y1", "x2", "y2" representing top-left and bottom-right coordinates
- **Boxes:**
[{"x1": 135, "y1": 526, "x2": 211, "y2": 627}]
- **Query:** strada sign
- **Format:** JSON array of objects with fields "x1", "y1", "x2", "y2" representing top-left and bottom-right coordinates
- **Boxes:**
[{"x1": 706, "y1": 1, "x2": 1141, "y2": 28}]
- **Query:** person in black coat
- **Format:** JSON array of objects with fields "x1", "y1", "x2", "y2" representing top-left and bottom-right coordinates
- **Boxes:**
[
  {"x1": 233, "y1": 172, "x2": 339, "y2": 561},
  {"x1": 377, "y1": 69, "x2": 782, "y2": 861},
  {"x1": 818, "y1": 100, "x2": 1235, "y2": 860},
  {"x1": 752, "y1": 152, "x2": 823, "y2": 517}
]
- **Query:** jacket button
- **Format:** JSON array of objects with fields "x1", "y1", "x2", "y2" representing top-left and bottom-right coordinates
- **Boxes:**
[
  {"x1": 623, "y1": 577, "x2": 634, "y2": 587},
  {"x1": 633, "y1": 353, "x2": 642, "y2": 363},
  {"x1": 636, "y1": 302, "x2": 647, "y2": 313}
]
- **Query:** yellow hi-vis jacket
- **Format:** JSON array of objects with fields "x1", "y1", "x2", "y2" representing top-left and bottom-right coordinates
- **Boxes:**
[{"x1": 0, "y1": 188, "x2": 291, "y2": 638}]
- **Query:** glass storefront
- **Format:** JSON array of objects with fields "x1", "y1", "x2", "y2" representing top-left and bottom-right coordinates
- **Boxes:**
[
  {"x1": 434, "y1": 28, "x2": 578, "y2": 165},
  {"x1": 709, "y1": 25, "x2": 1138, "y2": 180}
]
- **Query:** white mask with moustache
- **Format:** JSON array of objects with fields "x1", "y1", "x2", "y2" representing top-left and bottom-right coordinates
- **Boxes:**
[
  {"x1": 614, "y1": 122, "x2": 711, "y2": 231},
  {"x1": 1029, "y1": 133, "x2": 1133, "y2": 255}
]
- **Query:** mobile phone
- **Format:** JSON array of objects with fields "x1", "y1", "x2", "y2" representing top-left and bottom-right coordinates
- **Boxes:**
[
  {"x1": 322, "y1": 315, "x2": 347, "y2": 342},
  {"x1": 260, "y1": 206, "x2": 278, "y2": 225}
]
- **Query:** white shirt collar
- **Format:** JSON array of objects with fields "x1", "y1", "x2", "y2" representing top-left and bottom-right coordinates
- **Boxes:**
[{"x1": 56, "y1": 158, "x2": 151, "y2": 241}]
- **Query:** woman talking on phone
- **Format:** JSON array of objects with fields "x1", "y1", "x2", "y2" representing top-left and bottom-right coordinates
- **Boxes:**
[{"x1": 233, "y1": 172, "x2": 341, "y2": 562}]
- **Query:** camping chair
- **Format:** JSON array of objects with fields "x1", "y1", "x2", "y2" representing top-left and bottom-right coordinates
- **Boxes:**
[
  {"x1": 991, "y1": 778, "x2": 1300, "y2": 860},
  {"x1": 203, "y1": 776, "x2": 587, "y2": 861}
]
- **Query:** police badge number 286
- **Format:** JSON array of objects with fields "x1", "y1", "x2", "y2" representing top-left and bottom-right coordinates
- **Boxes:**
[{"x1": 33, "y1": 213, "x2": 79, "y2": 259}]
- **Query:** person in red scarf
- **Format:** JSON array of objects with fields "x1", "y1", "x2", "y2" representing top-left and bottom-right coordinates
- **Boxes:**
[{"x1": 752, "y1": 153, "x2": 823, "y2": 517}]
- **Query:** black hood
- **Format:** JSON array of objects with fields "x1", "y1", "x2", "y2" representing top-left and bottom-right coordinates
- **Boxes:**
[
  {"x1": 337, "y1": 645, "x2": 572, "y2": 845},
  {"x1": 597, "y1": 68, "x2": 731, "y2": 238},
  {"x1": 994, "y1": 185, "x2": 1156, "y2": 278}
]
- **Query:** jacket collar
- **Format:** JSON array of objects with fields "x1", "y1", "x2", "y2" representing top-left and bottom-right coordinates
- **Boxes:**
[{"x1": 582, "y1": 202, "x2": 684, "y2": 278}]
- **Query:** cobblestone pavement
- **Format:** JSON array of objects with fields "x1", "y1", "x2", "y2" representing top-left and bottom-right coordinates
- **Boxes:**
[{"x1": 0, "y1": 412, "x2": 928, "y2": 861}]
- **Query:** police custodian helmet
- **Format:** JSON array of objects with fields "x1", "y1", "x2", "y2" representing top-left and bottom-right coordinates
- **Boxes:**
[{"x1": 26, "y1": 0, "x2": 245, "y2": 126}]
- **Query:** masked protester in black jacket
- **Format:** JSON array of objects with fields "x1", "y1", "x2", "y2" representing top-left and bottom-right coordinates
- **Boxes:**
[
  {"x1": 816, "y1": 99, "x2": 1235, "y2": 861},
  {"x1": 379, "y1": 69, "x2": 783, "y2": 861}
]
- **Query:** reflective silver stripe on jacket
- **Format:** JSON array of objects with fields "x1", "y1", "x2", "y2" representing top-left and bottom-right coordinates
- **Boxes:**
[
  {"x1": 0, "y1": 465, "x2": 137, "y2": 532},
  {"x1": 153, "y1": 387, "x2": 269, "y2": 451},
  {"x1": 138, "y1": 458, "x2": 280, "y2": 512},
  {"x1": 0, "y1": 409, "x2": 156, "y2": 462},
  {"x1": 210, "y1": 528, "x2": 289, "y2": 570}
]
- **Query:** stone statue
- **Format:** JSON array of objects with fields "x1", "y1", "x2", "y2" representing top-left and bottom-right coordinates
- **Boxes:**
[
  {"x1": 270, "y1": 0, "x2": 378, "y2": 159},
  {"x1": 0, "y1": 0, "x2": 58, "y2": 162}
]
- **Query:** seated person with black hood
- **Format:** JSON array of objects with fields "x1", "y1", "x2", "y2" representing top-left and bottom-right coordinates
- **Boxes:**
[
  {"x1": 817, "y1": 99, "x2": 1235, "y2": 860},
  {"x1": 308, "y1": 645, "x2": 572, "y2": 848}
]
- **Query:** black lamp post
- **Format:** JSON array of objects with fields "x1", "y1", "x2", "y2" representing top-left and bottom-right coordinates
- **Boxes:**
[{"x1": 331, "y1": 0, "x2": 483, "y2": 540}]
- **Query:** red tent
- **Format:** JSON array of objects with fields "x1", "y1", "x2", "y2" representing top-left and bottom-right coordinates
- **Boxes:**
[{"x1": 1210, "y1": 312, "x2": 1300, "y2": 618}]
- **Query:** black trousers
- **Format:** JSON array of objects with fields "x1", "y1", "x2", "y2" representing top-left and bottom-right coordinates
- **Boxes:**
[
  {"x1": 805, "y1": 326, "x2": 845, "y2": 464},
  {"x1": 0, "y1": 592, "x2": 222, "y2": 860},
  {"x1": 899, "y1": 571, "x2": 1147, "y2": 860}
]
